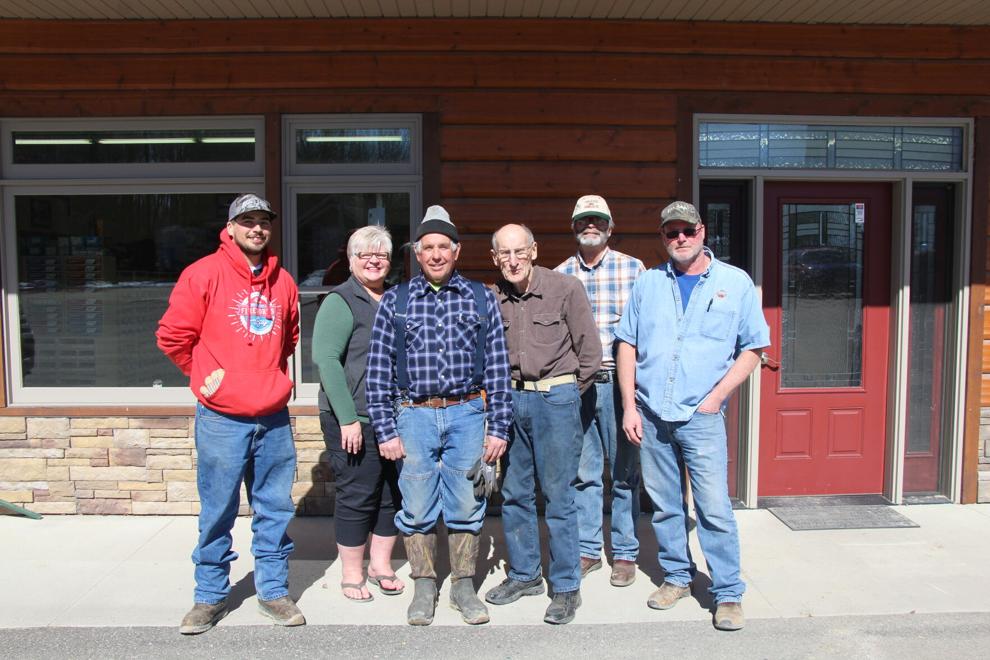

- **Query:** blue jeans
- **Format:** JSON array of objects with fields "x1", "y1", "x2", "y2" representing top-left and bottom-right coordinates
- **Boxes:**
[
  {"x1": 639, "y1": 406, "x2": 744, "y2": 604},
  {"x1": 393, "y1": 397, "x2": 486, "y2": 534},
  {"x1": 192, "y1": 403, "x2": 297, "y2": 604},
  {"x1": 576, "y1": 380, "x2": 641, "y2": 561},
  {"x1": 501, "y1": 383, "x2": 583, "y2": 594}
]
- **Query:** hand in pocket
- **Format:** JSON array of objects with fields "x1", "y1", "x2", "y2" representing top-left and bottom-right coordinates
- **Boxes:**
[{"x1": 199, "y1": 368, "x2": 225, "y2": 398}]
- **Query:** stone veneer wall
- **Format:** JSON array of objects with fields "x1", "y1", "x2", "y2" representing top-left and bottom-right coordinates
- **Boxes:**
[{"x1": 0, "y1": 415, "x2": 332, "y2": 515}]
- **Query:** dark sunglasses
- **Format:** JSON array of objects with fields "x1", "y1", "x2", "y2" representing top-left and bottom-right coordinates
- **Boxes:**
[{"x1": 663, "y1": 226, "x2": 700, "y2": 240}]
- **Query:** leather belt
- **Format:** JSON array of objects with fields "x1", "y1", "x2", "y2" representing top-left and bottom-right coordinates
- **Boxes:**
[
  {"x1": 401, "y1": 391, "x2": 484, "y2": 409},
  {"x1": 513, "y1": 374, "x2": 577, "y2": 392},
  {"x1": 595, "y1": 369, "x2": 615, "y2": 384}
]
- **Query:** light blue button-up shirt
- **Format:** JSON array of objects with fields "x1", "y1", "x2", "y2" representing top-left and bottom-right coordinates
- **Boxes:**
[{"x1": 615, "y1": 249, "x2": 770, "y2": 422}]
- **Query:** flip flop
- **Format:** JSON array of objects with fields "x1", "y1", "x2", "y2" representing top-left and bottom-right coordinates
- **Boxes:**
[
  {"x1": 367, "y1": 573, "x2": 405, "y2": 596},
  {"x1": 341, "y1": 580, "x2": 374, "y2": 603}
]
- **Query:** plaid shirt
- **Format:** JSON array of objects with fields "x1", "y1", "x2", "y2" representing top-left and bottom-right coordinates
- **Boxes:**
[
  {"x1": 556, "y1": 247, "x2": 645, "y2": 369},
  {"x1": 366, "y1": 272, "x2": 512, "y2": 443}
]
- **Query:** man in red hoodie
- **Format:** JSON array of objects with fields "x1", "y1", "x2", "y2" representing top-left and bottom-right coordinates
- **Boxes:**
[{"x1": 157, "y1": 193, "x2": 303, "y2": 635}]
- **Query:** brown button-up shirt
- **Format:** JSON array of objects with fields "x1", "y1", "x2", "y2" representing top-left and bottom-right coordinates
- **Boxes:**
[{"x1": 494, "y1": 265, "x2": 602, "y2": 393}]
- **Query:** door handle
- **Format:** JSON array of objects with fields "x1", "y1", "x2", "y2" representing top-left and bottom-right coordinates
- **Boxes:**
[{"x1": 760, "y1": 351, "x2": 780, "y2": 371}]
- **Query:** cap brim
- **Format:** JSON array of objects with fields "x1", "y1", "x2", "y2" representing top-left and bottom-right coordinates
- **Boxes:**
[{"x1": 572, "y1": 210, "x2": 611, "y2": 223}]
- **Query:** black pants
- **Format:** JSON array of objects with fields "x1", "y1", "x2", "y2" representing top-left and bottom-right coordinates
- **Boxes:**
[{"x1": 321, "y1": 412, "x2": 401, "y2": 547}]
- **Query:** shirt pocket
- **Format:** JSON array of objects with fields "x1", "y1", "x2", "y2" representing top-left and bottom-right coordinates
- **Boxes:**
[
  {"x1": 452, "y1": 311, "x2": 482, "y2": 353},
  {"x1": 404, "y1": 318, "x2": 428, "y2": 353},
  {"x1": 699, "y1": 308, "x2": 737, "y2": 342},
  {"x1": 532, "y1": 312, "x2": 565, "y2": 345}
]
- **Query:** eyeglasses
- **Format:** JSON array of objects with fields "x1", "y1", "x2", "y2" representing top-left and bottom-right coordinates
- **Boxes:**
[
  {"x1": 355, "y1": 252, "x2": 389, "y2": 261},
  {"x1": 495, "y1": 247, "x2": 533, "y2": 262},
  {"x1": 574, "y1": 217, "x2": 610, "y2": 230},
  {"x1": 663, "y1": 226, "x2": 701, "y2": 240}
]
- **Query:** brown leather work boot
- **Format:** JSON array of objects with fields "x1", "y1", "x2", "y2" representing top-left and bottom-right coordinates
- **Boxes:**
[
  {"x1": 647, "y1": 581, "x2": 691, "y2": 610},
  {"x1": 609, "y1": 559, "x2": 637, "y2": 587},
  {"x1": 257, "y1": 596, "x2": 305, "y2": 626},
  {"x1": 447, "y1": 531, "x2": 490, "y2": 625},
  {"x1": 580, "y1": 556, "x2": 602, "y2": 577},
  {"x1": 404, "y1": 531, "x2": 439, "y2": 626},
  {"x1": 179, "y1": 600, "x2": 228, "y2": 635},
  {"x1": 713, "y1": 601, "x2": 745, "y2": 631}
]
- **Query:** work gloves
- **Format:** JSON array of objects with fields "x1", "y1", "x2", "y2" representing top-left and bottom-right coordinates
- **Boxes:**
[{"x1": 467, "y1": 459, "x2": 498, "y2": 499}]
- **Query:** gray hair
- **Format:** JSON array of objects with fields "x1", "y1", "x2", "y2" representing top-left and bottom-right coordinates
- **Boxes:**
[
  {"x1": 348, "y1": 225, "x2": 393, "y2": 258},
  {"x1": 491, "y1": 224, "x2": 536, "y2": 251}
]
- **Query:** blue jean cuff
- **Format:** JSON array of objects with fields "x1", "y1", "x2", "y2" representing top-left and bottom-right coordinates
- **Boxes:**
[
  {"x1": 194, "y1": 598, "x2": 227, "y2": 605},
  {"x1": 258, "y1": 590, "x2": 289, "y2": 602}
]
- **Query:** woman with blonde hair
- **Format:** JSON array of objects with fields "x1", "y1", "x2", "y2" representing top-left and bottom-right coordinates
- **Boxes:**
[{"x1": 313, "y1": 225, "x2": 403, "y2": 601}]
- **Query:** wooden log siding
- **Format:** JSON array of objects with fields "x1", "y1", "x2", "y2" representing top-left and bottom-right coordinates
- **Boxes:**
[{"x1": 0, "y1": 17, "x2": 989, "y2": 502}]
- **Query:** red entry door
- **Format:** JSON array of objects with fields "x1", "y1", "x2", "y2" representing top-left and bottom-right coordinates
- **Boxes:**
[{"x1": 759, "y1": 182, "x2": 891, "y2": 495}]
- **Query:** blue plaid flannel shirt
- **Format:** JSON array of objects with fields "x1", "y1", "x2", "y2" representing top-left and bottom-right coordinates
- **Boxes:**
[
  {"x1": 366, "y1": 272, "x2": 512, "y2": 444},
  {"x1": 556, "y1": 247, "x2": 645, "y2": 369}
]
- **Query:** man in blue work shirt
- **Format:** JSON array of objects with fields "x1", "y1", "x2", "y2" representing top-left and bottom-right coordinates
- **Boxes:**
[
  {"x1": 615, "y1": 201, "x2": 769, "y2": 632},
  {"x1": 365, "y1": 205, "x2": 512, "y2": 627}
]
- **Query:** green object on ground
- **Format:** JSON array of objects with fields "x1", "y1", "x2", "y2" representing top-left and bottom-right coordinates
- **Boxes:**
[{"x1": 0, "y1": 498, "x2": 43, "y2": 519}]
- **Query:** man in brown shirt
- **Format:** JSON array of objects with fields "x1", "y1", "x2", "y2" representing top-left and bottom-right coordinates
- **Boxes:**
[{"x1": 483, "y1": 224, "x2": 601, "y2": 625}]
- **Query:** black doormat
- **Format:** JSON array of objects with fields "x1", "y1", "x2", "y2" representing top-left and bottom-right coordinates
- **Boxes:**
[{"x1": 768, "y1": 505, "x2": 919, "y2": 531}]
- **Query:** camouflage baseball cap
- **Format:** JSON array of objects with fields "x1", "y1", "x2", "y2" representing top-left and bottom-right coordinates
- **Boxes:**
[
  {"x1": 660, "y1": 201, "x2": 702, "y2": 227},
  {"x1": 228, "y1": 193, "x2": 277, "y2": 222}
]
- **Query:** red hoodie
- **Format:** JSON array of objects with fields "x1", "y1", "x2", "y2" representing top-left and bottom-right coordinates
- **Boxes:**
[{"x1": 157, "y1": 229, "x2": 300, "y2": 416}]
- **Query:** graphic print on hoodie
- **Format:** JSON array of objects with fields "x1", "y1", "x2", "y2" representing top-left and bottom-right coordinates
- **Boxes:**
[{"x1": 157, "y1": 228, "x2": 300, "y2": 417}]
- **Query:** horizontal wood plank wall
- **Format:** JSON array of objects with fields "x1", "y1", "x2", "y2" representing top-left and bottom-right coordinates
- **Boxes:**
[{"x1": 0, "y1": 17, "x2": 988, "y2": 501}]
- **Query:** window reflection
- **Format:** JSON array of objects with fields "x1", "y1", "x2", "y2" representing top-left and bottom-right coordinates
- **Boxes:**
[{"x1": 15, "y1": 193, "x2": 236, "y2": 387}]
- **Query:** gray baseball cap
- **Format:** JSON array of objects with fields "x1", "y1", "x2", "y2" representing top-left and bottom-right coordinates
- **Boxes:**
[
  {"x1": 660, "y1": 201, "x2": 702, "y2": 226},
  {"x1": 228, "y1": 193, "x2": 277, "y2": 222}
]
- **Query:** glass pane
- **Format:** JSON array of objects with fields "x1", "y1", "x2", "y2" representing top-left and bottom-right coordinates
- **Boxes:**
[
  {"x1": 698, "y1": 122, "x2": 761, "y2": 168},
  {"x1": 296, "y1": 191, "x2": 411, "y2": 384},
  {"x1": 834, "y1": 127, "x2": 895, "y2": 170},
  {"x1": 15, "y1": 193, "x2": 236, "y2": 387},
  {"x1": 902, "y1": 127, "x2": 963, "y2": 172},
  {"x1": 705, "y1": 202, "x2": 733, "y2": 262},
  {"x1": 12, "y1": 129, "x2": 256, "y2": 164},
  {"x1": 780, "y1": 203, "x2": 864, "y2": 388},
  {"x1": 299, "y1": 293, "x2": 321, "y2": 385},
  {"x1": 904, "y1": 185, "x2": 955, "y2": 493},
  {"x1": 698, "y1": 122, "x2": 963, "y2": 172},
  {"x1": 767, "y1": 125, "x2": 828, "y2": 169},
  {"x1": 295, "y1": 127, "x2": 411, "y2": 165}
]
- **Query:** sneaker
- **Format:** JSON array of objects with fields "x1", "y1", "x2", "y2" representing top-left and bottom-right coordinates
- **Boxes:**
[
  {"x1": 579, "y1": 556, "x2": 602, "y2": 577},
  {"x1": 257, "y1": 596, "x2": 306, "y2": 627},
  {"x1": 609, "y1": 559, "x2": 636, "y2": 587},
  {"x1": 179, "y1": 600, "x2": 228, "y2": 635},
  {"x1": 484, "y1": 577, "x2": 545, "y2": 605},
  {"x1": 713, "y1": 601, "x2": 745, "y2": 631},
  {"x1": 647, "y1": 582, "x2": 691, "y2": 610},
  {"x1": 543, "y1": 590, "x2": 581, "y2": 624}
]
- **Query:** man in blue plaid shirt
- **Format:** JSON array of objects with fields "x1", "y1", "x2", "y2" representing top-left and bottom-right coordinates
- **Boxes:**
[
  {"x1": 366, "y1": 205, "x2": 511, "y2": 627},
  {"x1": 556, "y1": 194, "x2": 645, "y2": 589}
]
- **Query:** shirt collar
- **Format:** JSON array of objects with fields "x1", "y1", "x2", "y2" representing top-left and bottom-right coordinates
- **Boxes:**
[
  {"x1": 497, "y1": 265, "x2": 545, "y2": 301},
  {"x1": 409, "y1": 270, "x2": 472, "y2": 297},
  {"x1": 577, "y1": 246, "x2": 611, "y2": 271},
  {"x1": 664, "y1": 247, "x2": 716, "y2": 279}
]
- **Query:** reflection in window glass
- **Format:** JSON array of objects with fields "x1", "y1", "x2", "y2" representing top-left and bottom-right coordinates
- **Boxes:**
[
  {"x1": 699, "y1": 122, "x2": 963, "y2": 172},
  {"x1": 12, "y1": 129, "x2": 255, "y2": 164},
  {"x1": 780, "y1": 203, "x2": 864, "y2": 388},
  {"x1": 15, "y1": 193, "x2": 236, "y2": 387},
  {"x1": 295, "y1": 128, "x2": 411, "y2": 165},
  {"x1": 296, "y1": 192, "x2": 411, "y2": 384},
  {"x1": 904, "y1": 185, "x2": 955, "y2": 493}
]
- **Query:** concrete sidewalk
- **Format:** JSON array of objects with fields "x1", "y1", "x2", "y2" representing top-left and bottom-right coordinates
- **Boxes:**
[{"x1": 2, "y1": 504, "x2": 989, "y2": 629}]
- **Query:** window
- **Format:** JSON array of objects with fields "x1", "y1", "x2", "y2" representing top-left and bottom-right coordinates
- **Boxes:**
[
  {"x1": 282, "y1": 115, "x2": 422, "y2": 401},
  {"x1": 1, "y1": 117, "x2": 264, "y2": 405},
  {"x1": 698, "y1": 122, "x2": 964, "y2": 172}
]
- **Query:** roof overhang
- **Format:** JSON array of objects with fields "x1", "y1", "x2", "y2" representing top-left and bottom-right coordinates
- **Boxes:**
[{"x1": 1, "y1": 1, "x2": 989, "y2": 26}]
